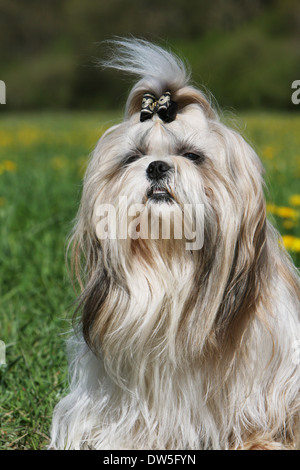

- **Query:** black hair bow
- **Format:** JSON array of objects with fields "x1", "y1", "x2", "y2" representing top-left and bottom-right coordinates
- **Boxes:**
[{"x1": 140, "y1": 92, "x2": 177, "y2": 123}]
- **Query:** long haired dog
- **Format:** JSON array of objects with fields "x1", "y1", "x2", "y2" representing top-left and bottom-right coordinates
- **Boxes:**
[{"x1": 50, "y1": 39, "x2": 300, "y2": 450}]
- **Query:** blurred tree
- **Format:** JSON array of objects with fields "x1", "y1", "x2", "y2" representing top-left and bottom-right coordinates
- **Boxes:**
[
  {"x1": 0, "y1": 0, "x2": 64, "y2": 61},
  {"x1": 0, "y1": 0, "x2": 299, "y2": 110}
]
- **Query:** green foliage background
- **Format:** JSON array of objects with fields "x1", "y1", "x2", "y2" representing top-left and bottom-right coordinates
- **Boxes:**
[{"x1": 0, "y1": 0, "x2": 299, "y2": 111}]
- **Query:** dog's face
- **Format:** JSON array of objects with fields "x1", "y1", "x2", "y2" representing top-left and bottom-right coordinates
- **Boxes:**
[
  {"x1": 95, "y1": 104, "x2": 209, "y2": 209},
  {"x1": 87, "y1": 98, "x2": 265, "y2": 269},
  {"x1": 92, "y1": 105, "x2": 209, "y2": 255}
]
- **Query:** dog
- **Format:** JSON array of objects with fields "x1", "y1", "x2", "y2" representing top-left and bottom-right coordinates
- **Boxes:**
[{"x1": 50, "y1": 38, "x2": 300, "y2": 450}]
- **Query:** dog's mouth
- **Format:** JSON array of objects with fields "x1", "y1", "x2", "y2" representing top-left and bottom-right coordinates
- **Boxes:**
[{"x1": 146, "y1": 184, "x2": 174, "y2": 203}]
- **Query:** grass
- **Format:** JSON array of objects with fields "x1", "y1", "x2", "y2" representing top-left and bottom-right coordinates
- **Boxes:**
[{"x1": 0, "y1": 110, "x2": 299, "y2": 450}]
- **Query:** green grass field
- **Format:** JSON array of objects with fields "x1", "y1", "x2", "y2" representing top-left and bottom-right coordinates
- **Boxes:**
[{"x1": 0, "y1": 111, "x2": 299, "y2": 450}]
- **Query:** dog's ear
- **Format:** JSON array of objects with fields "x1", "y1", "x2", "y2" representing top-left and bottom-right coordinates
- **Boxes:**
[
  {"x1": 78, "y1": 269, "x2": 110, "y2": 352},
  {"x1": 212, "y1": 130, "x2": 270, "y2": 358},
  {"x1": 69, "y1": 225, "x2": 112, "y2": 353},
  {"x1": 215, "y1": 201, "x2": 268, "y2": 349}
]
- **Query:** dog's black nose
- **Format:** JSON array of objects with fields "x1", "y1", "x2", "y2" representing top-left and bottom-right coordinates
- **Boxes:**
[{"x1": 146, "y1": 160, "x2": 171, "y2": 180}]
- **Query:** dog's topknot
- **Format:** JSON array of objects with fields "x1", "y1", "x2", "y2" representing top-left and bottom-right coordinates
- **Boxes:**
[
  {"x1": 101, "y1": 38, "x2": 190, "y2": 93},
  {"x1": 100, "y1": 38, "x2": 216, "y2": 120}
]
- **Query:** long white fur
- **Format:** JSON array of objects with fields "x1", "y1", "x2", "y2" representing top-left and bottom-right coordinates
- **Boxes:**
[{"x1": 50, "y1": 39, "x2": 300, "y2": 450}]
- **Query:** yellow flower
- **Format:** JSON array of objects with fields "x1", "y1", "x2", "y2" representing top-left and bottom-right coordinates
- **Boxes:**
[
  {"x1": 281, "y1": 235, "x2": 295, "y2": 250},
  {"x1": 281, "y1": 235, "x2": 300, "y2": 252},
  {"x1": 275, "y1": 206, "x2": 298, "y2": 219},
  {"x1": 266, "y1": 204, "x2": 298, "y2": 220},
  {"x1": 0, "y1": 160, "x2": 17, "y2": 174},
  {"x1": 283, "y1": 220, "x2": 296, "y2": 229},
  {"x1": 0, "y1": 197, "x2": 5, "y2": 206},
  {"x1": 289, "y1": 194, "x2": 300, "y2": 207},
  {"x1": 3, "y1": 160, "x2": 17, "y2": 172},
  {"x1": 293, "y1": 238, "x2": 300, "y2": 252}
]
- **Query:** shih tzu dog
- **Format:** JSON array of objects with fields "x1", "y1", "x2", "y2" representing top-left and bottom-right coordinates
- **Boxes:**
[{"x1": 50, "y1": 39, "x2": 300, "y2": 450}]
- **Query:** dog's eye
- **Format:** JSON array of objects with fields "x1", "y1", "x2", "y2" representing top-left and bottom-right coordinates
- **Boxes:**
[
  {"x1": 183, "y1": 152, "x2": 205, "y2": 164},
  {"x1": 123, "y1": 154, "x2": 141, "y2": 166}
]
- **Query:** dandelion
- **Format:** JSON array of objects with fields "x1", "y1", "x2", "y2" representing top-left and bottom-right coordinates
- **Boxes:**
[
  {"x1": 3, "y1": 160, "x2": 17, "y2": 172},
  {"x1": 293, "y1": 238, "x2": 300, "y2": 252},
  {"x1": 283, "y1": 220, "x2": 296, "y2": 230},
  {"x1": 281, "y1": 235, "x2": 300, "y2": 252},
  {"x1": 275, "y1": 206, "x2": 298, "y2": 219},
  {"x1": 281, "y1": 235, "x2": 294, "y2": 250},
  {"x1": 0, "y1": 160, "x2": 17, "y2": 174},
  {"x1": 266, "y1": 204, "x2": 298, "y2": 220},
  {"x1": 289, "y1": 194, "x2": 300, "y2": 207}
]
